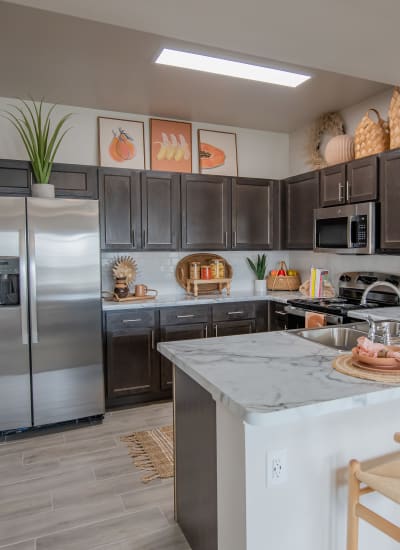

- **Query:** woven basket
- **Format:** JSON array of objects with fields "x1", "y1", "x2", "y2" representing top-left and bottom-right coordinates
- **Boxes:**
[
  {"x1": 389, "y1": 86, "x2": 400, "y2": 150},
  {"x1": 354, "y1": 108, "x2": 389, "y2": 159},
  {"x1": 267, "y1": 262, "x2": 301, "y2": 291}
]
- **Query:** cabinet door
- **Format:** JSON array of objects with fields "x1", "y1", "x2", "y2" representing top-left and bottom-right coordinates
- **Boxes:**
[
  {"x1": 347, "y1": 156, "x2": 378, "y2": 203},
  {"x1": 285, "y1": 171, "x2": 319, "y2": 249},
  {"x1": 213, "y1": 319, "x2": 255, "y2": 337},
  {"x1": 232, "y1": 177, "x2": 274, "y2": 249},
  {"x1": 320, "y1": 164, "x2": 346, "y2": 206},
  {"x1": 268, "y1": 302, "x2": 288, "y2": 331},
  {"x1": 106, "y1": 326, "x2": 156, "y2": 399},
  {"x1": 49, "y1": 163, "x2": 98, "y2": 199},
  {"x1": 0, "y1": 159, "x2": 30, "y2": 196},
  {"x1": 141, "y1": 171, "x2": 180, "y2": 250},
  {"x1": 159, "y1": 323, "x2": 208, "y2": 391},
  {"x1": 99, "y1": 168, "x2": 141, "y2": 250},
  {"x1": 181, "y1": 174, "x2": 231, "y2": 250},
  {"x1": 379, "y1": 150, "x2": 400, "y2": 250}
]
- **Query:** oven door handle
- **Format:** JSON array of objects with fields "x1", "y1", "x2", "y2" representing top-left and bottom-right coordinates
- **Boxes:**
[{"x1": 284, "y1": 305, "x2": 343, "y2": 325}]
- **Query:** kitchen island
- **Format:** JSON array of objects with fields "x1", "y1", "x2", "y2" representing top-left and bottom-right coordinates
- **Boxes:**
[{"x1": 158, "y1": 329, "x2": 400, "y2": 550}]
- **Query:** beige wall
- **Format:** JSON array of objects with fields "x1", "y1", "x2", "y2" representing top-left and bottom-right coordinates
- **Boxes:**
[
  {"x1": 0, "y1": 96, "x2": 290, "y2": 180},
  {"x1": 289, "y1": 88, "x2": 394, "y2": 176}
]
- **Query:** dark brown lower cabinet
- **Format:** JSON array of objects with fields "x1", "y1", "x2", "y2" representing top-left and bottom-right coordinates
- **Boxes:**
[
  {"x1": 213, "y1": 318, "x2": 255, "y2": 337},
  {"x1": 105, "y1": 310, "x2": 167, "y2": 408},
  {"x1": 159, "y1": 323, "x2": 208, "y2": 390}
]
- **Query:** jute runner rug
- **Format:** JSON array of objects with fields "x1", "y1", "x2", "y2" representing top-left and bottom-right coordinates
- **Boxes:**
[{"x1": 121, "y1": 425, "x2": 174, "y2": 483}]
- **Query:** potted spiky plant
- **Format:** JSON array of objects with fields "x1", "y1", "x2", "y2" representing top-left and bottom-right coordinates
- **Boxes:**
[
  {"x1": 247, "y1": 253, "x2": 267, "y2": 295},
  {"x1": 3, "y1": 99, "x2": 72, "y2": 198}
]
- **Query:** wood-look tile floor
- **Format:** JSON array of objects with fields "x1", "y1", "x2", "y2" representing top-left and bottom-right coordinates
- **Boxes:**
[{"x1": 0, "y1": 402, "x2": 191, "y2": 550}]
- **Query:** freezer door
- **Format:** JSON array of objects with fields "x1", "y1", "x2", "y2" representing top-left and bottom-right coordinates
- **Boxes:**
[
  {"x1": 0, "y1": 197, "x2": 31, "y2": 431},
  {"x1": 27, "y1": 198, "x2": 104, "y2": 426}
]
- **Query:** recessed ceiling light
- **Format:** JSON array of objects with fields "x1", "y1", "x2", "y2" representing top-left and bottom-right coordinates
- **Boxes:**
[{"x1": 155, "y1": 48, "x2": 311, "y2": 88}]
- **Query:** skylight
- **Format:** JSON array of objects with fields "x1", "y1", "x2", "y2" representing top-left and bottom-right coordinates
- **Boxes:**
[{"x1": 155, "y1": 48, "x2": 311, "y2": 88}]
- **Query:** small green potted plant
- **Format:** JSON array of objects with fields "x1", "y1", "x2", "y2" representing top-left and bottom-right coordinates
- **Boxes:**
[
  {"x1": 3, "y1": 99, "x2": 72, "y2": 198},
  {"x1": 246, "y1": 253, "x2": 267, "y2": 295}
]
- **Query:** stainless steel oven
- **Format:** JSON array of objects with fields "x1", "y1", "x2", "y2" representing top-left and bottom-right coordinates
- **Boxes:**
[
  {"x1": 283, "y1": 305, "x2": 345, "y2": 328},
  {"x1": 314, "y1": 202, "x2": 375, "y2": 254}
]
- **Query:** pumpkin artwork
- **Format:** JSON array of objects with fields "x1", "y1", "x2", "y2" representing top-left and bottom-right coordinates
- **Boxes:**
[{"x1": 109, "y1": 128, "x2": 136, "y2": 162}]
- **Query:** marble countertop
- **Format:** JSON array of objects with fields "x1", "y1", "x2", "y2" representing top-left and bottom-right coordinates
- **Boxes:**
[
  {"x1": 102, "y1": 290, "x2": 304, "y2": 311},
  {"x1": 158, "y1": 330, "x2": 400, "y2": 427},
  {"x1": 349, "y1": 306, "x2": 400, "y2": 322}
]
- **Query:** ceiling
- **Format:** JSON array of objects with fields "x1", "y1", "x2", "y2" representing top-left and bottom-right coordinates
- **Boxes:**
[{"x1": 0, "y1": 1, "x2": 390, "y2": 133}]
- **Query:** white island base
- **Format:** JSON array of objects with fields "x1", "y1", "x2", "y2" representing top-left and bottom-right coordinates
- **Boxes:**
[
  {"x1": 159, "y1": 328, "x2": 400, "y2": 550},
  {"x1": 217, "y1": 397, "x2": 400, "y2": 550}
]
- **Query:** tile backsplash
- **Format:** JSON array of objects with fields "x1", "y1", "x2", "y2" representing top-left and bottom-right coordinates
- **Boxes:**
[
  {"x1": 289, "y1": 251, "x2": 400, "y2": 290},
  {"x1": 102, "y1": 251, "x2": 290, "y2": 295}
]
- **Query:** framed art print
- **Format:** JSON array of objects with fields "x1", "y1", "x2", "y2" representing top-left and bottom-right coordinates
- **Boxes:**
[
  {"x1": 98, "y1": 117, "x2": 145, "y2": 169},
  {"x1": 198, "y1": 129, "x2": 238, "y2": 176},
  {"x1": 150, "y1": 118, "x2": 192, "y2": 173}
]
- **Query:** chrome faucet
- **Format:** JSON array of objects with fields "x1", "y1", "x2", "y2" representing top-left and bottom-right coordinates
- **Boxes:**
[{"x1": 361, "y1": 281, "x2": 400, "y2": 305}]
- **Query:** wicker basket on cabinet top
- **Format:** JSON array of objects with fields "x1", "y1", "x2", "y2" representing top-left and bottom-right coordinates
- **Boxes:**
[{"x1": 354, "y1": 108, "x2": 389, "y2": 159}]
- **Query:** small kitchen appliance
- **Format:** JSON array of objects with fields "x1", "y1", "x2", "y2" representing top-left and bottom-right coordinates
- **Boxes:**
[{"x1": 314, "y1": 202, "x2": 375, "y2": 254}]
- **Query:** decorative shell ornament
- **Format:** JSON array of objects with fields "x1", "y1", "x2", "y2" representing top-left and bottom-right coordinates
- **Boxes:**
[{"x1": 112, "y1": 256, "x2": 137, "y2": 286}]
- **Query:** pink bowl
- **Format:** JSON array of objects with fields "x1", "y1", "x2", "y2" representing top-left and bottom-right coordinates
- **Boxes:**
[{"x1": 351, "y1": 347, "x2": 400, "y2": 368}]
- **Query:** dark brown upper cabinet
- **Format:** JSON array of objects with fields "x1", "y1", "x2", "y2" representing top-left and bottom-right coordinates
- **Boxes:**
[
  {"x1": 99, "y1": 168, "x2": 141, "y2": 250},
  {"x1": 346, "y1": 156, "x2": 378, "y2": 203},
  {"x1": 49, "y1": 163, "x2": 98, "y2": 199},
  {"x1": 284, "y1": 171, "x2": 319, "y2": 249},
  {"x1": 320, "y1": 156, "x2": 378, "y2": 207},
  {"x1": 141, "y1": 171, "x2": 180, "y2": 250},
  {"x1": 231, "y1": 178, "x2": 275, "y2": 250},
  {"x1": 181, "y1": 174, "x2": 231, "y2": 250},
  {"x1": 0, "y1": 159, "x2": 31, "y2": 196},
  {"x1": 320, "y1": 163, "x2": 346, "y2": 207},
  {"x1": 379, "y1": 149, "x2": 400, "y2": 251}
]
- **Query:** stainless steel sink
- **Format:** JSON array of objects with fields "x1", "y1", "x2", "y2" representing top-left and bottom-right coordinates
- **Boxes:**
[{"x1": 293, "y1": 323, "x2": 369, "y2": 351}]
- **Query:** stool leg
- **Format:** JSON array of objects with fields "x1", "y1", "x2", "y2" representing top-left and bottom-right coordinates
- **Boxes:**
[{"x1": 347, "y1": 459, "x2": 361, "y2": 550}]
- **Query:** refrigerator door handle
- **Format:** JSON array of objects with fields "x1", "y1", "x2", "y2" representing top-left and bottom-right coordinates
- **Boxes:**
[
  {"x1": 28, "y1": 231, "x2": 39, "y2": 344},
  {"x1": 19, "y1": 228, "x2": 29, "y2": 345}
]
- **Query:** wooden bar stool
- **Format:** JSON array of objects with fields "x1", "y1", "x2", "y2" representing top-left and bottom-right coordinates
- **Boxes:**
[{"x1": 347, "y1": 433, "x2": 400, "y2": 549}]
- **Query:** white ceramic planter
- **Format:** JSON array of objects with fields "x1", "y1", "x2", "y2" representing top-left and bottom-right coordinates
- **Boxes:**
[
  {"x1": 254, "y1": 279, "x2": 266, "y2": 295},
  {"x1": 31, "y1": 183, "x2": 55, "y2": 199}
]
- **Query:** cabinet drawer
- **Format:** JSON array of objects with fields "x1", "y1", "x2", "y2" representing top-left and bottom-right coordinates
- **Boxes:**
[
  {"x1": 160, "y1": 306, "x2": 209, "y2": 326},
  {"x1": 212, "y1": 302, "x2": 256, "y2": 322},
  {"x1": 106, "y1": 309, "x2": 156, "y2": 330}
]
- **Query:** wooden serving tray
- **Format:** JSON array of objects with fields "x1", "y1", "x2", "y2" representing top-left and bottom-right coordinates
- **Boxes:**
[
  {"x1": 106, "y1": 294, "x2": 157, "y2": 303},
  {"x1": 186, "y1": 278, "x2": 232, "y2": 297},
  {"x1": 176, "y1": 253, "x2": 233, "y2": 295}
]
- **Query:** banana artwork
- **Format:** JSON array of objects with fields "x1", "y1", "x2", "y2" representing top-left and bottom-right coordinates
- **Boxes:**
[{"x1": 155, "y1": 133, "x2": 190, "y2": 162}]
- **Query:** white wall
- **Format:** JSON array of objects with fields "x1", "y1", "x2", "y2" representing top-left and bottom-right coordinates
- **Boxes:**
[
  {"x1": 289, "y1": 88, "x2": 393, "y2": 176},
  {"x1": 0, "y1": 96, "x2": 290, "y2": 180}
]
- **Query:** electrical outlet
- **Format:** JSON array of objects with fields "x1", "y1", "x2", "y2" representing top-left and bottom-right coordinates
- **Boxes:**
[{"x1": 266, "y1": 449, "x2": 288, "y2": 486}]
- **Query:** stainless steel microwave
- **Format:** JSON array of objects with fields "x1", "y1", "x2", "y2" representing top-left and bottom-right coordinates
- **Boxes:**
[{"x1": 313, "y1": 202, "x2": 375, "y2": 254}]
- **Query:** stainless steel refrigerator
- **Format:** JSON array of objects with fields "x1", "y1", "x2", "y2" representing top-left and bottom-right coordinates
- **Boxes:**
[{"x1": 0, "y1": 197, "x2": 104, "y2": 432}]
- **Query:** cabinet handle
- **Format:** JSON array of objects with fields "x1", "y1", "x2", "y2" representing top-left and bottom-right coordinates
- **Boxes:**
[
  {"x1": 233, "y1": 231, "x2": 237, "y2": 248},
  {"x1": 151, "y1": 329, "x2": 155, "y2": 350},
  {"x1": 224, "y1": 231, "x2": 228, "y2": 248},
  {"x1": 274, "y1": 311, "x2": 287, "y2": 317},
  {"x1": 214, "y1": 324, "x2": 218, "y2": 337},
  {"x1": 338, "y1": 183, "x2": 344, "y2": 202},
  {"x1": 227, "y1": 311, "x2": 244, "y2": 315},
  {"x1": 176, "y1": 314, "x2": 195, "y2": 319},
  {"x1": 204, "y1": 325, "x2": 208, "y2": 338},
  {"x1": 122, "y1": 318, "x2": 142, "y2": 323},
  {"x1": 132, "y1": 229, "x2": 135, "y2": 247},
  {"x1": 143, "y1": 229, "x2": 146, "y2": 246},
  {"x1": 346, "y1": 180, "x2": 351, "y2": 200}
]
